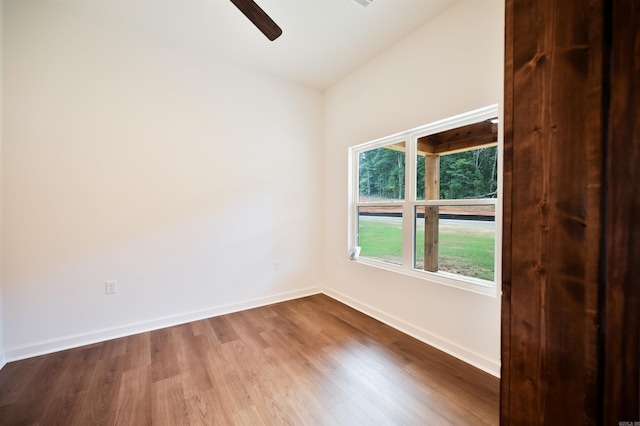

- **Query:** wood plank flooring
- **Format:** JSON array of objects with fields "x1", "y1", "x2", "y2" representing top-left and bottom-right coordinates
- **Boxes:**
[{"x1": 0, "y1": 294, "x2": 499, "y2": 425}]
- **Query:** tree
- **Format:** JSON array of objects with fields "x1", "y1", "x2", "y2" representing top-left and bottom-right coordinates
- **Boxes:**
[
  {"x1": 439, "y1": 147, "x2": 497, "y2": 199},
  {"x1": 359, "y1": 146, "x2": 405, "y2": 200},
  {"x1": 360, "y1": 145, "x2": 497, "y2": 201}
]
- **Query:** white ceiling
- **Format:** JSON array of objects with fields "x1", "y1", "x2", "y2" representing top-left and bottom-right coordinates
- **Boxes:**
[
  {"x1": 223, "y1": 0, "x2": 456, "y2": 89},
  {"x1": 104, "y1": 0, "x2": 458, "y2": 90}
]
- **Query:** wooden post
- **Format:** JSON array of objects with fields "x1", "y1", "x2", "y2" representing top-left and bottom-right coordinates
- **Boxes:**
[
  {"x1": 423, "y1": 154, "x2": 439, "y2": 272},
  {"x1": 602, "y1": 1, "x2": 640, "y2": 422},
  {"x1": 501, "y1": 0, "x2": 610, "y2": 423}
]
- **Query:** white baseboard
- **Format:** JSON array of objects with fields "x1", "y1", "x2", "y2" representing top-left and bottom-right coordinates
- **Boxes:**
[
  {"x1": 322, "y1": 288, "x2": 501, "y2": 378},
  {"x1": 5, "y1": 287, "x2": 322, "y2": 363},
  {"x1": 4, "y1": 286, "x2": 501, "y2": 378}
]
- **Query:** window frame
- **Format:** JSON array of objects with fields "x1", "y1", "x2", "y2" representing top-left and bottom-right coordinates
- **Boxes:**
[{"x1": 348, "y1": 104, "x2": 501, "y2": 296}]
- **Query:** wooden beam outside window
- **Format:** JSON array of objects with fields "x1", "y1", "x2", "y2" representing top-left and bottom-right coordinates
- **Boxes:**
[
  {"x1": 423, "y1": 154, "x2": 440, "y2": 272},
  {"x1": 418, "y1": 119, "x2": 497, "y2": 155}
]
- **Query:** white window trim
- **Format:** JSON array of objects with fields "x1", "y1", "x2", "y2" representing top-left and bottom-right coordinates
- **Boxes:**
[{"x1": 348, "y1": 104, "x2": 501, "y2": 297}]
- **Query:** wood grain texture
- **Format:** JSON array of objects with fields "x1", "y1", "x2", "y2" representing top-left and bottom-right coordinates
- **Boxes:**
[
  {"x1": 0, "y1": 295, "x2": 499, "y2": 425},
  {"x1": 504, "y1": 0, "x2": 640, "y2": 423},
  {"x1": 423, "y1": 154, "x2": 440, "y2": 272},
  {"x1": 500, "y1": 1, "x2": 514, "y2": 422},
  {"x1": 603, "y1": 0, "x2": 640, "y2": 422},
  {"x1": 502, "y1": 0, "x2": 604, "y2": 423},
  {"x1": 417, "y1": 120, "x2": 498, "y2": 155}
]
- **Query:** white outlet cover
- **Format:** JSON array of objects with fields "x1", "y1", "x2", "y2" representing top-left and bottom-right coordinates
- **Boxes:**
[{"x1": 105, "y1": 280, "x2": 117, "y2": 294}]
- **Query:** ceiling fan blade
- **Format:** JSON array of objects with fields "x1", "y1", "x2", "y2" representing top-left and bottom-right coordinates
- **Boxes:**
[{"x1": 230, "y1": 0, "x2": 283, "y2": 41}]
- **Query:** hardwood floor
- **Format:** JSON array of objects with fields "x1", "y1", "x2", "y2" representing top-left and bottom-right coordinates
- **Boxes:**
[{"x1": 0, "y1": 294, "x2": 499, "y2": 425}]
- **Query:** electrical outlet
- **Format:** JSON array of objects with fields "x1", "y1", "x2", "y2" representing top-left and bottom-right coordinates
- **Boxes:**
[
  {"x1": 273, "y1": 261, "x2": 280, "y2": 272},
  {"x1": 105, "y1": 280, "x2": 117, "y2": 294}
]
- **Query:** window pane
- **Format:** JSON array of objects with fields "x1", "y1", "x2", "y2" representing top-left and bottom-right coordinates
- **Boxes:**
[
  {"x1": 358, "y1": 206, "x2": 403, "y2": 266},
  {"x1": 416, "y1": 146, "x2": 498, "y2": 200},
  {"x1": 415, "y1": 205, "x2": 495, "y2": 281},
  {"x1": 358, "y1": 143, "x2": 405, "y2": 202}
]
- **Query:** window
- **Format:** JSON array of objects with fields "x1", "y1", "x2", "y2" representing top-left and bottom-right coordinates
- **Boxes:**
[{"x1": 349, "y1": 104, "x2": 501, "y2": 295}]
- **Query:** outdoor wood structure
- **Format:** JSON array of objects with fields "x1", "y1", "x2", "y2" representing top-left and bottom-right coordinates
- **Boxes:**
[
  {"x1": 422, "y1": 154, "x2": 439, "y2": 272},
  {"x1": 417, "y1": 120, "x2": 497, "y2": 272},
  {"x1": 387, "y1": 120, "x2": 498, "y2": 272},
  {"x1": 416, "y1": 120, "x2": 498, "y2": 156},
  {"x1": 502, "y1": 0, "x2": 639, "y2": 424}
]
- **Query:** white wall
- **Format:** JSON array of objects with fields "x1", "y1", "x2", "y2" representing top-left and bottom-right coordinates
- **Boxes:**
[
  {"x1": 2, "y1": 0, "x2": 504, "y2": 377},
  {"x1": 2, "y1": 1, "x2": 323, "y2": 360},
  {"x1": 323, "y1": 1, "x2": 504, "y2": 376}
]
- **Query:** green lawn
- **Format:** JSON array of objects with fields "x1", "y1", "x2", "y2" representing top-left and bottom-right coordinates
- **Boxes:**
[{"x1": 358, "y1": 218, "x2": 495, "y2": 281}]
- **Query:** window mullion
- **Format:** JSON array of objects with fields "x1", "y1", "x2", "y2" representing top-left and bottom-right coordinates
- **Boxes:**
[
  {"x1": 349, "y1": 147, "x2": 358, "y2": 256},
  {"x1": 402, "y1": 135, "x2": 417, "y2": 268}
]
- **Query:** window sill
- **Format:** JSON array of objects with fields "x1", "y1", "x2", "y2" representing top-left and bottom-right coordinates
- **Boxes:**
[{"x1": 354, "y1": 257, "x2": 498, "y2": 297}]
